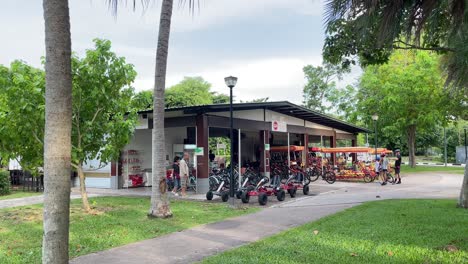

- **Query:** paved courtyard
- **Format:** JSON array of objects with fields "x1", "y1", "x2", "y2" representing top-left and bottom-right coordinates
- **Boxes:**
[{"x1": 70, "y1": 172, "x2": 463, "y2": 264}]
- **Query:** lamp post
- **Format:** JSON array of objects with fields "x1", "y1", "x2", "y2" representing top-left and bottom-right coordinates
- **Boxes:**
[
  {"x1": 225, "y1": 76, "x2": 237, "y2": 204},
  {"x1": 372, "y1": 113, "x2": 379, "y2": 159}
]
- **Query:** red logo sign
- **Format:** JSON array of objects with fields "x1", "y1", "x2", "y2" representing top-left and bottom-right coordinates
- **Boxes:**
[{"x1": 273, "y1": 121, "x2": 278, "y2": 131}]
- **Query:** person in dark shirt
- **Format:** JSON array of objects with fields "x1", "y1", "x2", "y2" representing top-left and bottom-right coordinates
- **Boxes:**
[
  {"x1": 171, "y1": 156, "x2": 181, "y2": 195},
  {"x1": 394, "y1": 149, "x2": 402, "y2": 184},
  {"x1": 209, "y1": 150, "x2": 215, "y2": 163}
]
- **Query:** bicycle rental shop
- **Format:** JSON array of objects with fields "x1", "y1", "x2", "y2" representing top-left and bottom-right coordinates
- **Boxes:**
[{"x1": 78, "y1": 101, "x2": 369, "y2": 192}]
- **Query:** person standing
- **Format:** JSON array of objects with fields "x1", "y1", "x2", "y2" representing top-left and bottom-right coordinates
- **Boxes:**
[
  {"x1": 179, "y1": 152, "x2": 190, "y2": 197},
  {"x1": 394, "y1": 149, "x2": 402, "y2": 184},
  {"x1": 171, "y1": 156, "x2": 181, "y2": 196},
  {"x1": 380, "y1": 154, "x2": 388, "y2": 185},
  {"x1": 209, "y1": 150, "x2": 215, "y2": 163},
  {"x1": 374, "y1": 156, "x2": 381, "y2": 183}
]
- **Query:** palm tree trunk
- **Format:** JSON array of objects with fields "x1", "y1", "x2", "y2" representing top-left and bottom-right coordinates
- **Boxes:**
[
  {"x1": 149, "y1": 0, "x2": 173, "y2": 218},
  {"x1": 407, "y1": 125, "x2": 416, "y2": 168},
  {"x1": 458, "y1": 159, "x2": 468, "y2": 208},
  {"x1": 42, "y1": 0, "x2": 73, "y2": 263}
]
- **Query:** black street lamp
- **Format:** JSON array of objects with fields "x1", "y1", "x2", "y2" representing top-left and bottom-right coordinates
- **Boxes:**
[
  {"x1": 372, "y1": 113, "x2": 379, "y2": 159},
  {"x1": 225, "y1": 76, "x2": 237, "y2": 202}
]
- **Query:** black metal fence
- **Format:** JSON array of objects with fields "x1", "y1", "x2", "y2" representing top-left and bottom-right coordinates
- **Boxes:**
[{"x1": 9, "y1": 170, "x2": 44, "y2": 192}]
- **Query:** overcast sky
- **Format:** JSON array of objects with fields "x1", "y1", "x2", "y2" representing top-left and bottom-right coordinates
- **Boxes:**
[{"x1": 0, "y1": 0, "x2": 360, "y2": 103}]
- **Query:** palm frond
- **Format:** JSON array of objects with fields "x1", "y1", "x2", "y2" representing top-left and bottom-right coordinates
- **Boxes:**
[{"x1": 106, "y1": 0, "x2": 199, "y2": 16}]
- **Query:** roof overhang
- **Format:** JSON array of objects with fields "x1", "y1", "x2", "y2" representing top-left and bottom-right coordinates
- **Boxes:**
[{"x1": 138, "y1": 101, "x2": 371, "y2": 134}]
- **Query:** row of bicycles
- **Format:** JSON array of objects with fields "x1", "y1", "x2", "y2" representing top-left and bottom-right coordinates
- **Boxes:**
[{"x1": 205, "y1": 157, "x2": 335, "y2": 206}]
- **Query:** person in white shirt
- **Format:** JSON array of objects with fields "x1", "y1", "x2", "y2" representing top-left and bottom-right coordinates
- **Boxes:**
[{"x1": 179, "y1": 152, "x2": 190, "y2": 196}]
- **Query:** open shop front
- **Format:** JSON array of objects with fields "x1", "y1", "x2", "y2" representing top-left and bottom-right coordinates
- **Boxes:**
[{"x1": 104, "y1": 102, "x2": 369, "y2": 191}]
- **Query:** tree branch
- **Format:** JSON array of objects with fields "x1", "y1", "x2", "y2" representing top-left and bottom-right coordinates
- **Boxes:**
[
  {"x1": 32, "y1": 131, "x2": 43, "y2": 146},
  {"x1": 89, "y1": 107, "x2": 103, "y2": 126},
  {"x1": 393, "y1": 40, "x2": 455, "y2": 52}
]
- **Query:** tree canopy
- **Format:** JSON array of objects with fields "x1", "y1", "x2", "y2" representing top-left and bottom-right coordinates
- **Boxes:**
[
  {"x1": 355, "y1": 50, "x2": 462, "y2": 166},
  {"x1": 0, "y1": 61, "x2": 45, "y2": 173},
  {"x1": 323, "y1": 0, "x2": 468, "y2": 90},
  {"x1": 302, "y1": 63, "x2": 346, "y2": 113},
  {"x1": 0, "y1": 39, "x2": 138, "y2": 211}
]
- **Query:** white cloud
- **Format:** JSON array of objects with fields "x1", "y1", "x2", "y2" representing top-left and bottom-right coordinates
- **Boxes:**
[{"x1": 136, "y1": 55, "x2": 323, "y2": 104}]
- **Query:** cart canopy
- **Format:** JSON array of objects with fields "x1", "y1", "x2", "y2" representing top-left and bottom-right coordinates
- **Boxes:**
[{"x1": 270, "y1": 145, "x2": 305, "y2": 152}]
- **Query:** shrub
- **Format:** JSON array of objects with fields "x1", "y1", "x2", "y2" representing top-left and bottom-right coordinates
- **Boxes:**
[{"x1": 0, "y1": 170, "x2": 11, "y2": 195}]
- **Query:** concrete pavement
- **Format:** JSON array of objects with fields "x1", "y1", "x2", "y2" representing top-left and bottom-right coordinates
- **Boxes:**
[
  {"x1": 0, "y1": 193, "x2": 102, "y2": 209},
  {"x1": 70, "y1": 172, "x2": 463, "y2": 264}
]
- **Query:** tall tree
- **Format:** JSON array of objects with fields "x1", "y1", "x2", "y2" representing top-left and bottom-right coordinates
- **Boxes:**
[
  {"x1": 211, "y1": 91, "x2": 230, "y2": 104},
  {"x1": 42, "y1": 0, "x2": 73, "y2": 262},
  {"x1": 302, "y1": 63, "x2": 346, "y2": 113},
  {"x1": 324, "y1": 0, "x2": 468, "y2": 206},
  {"x1": 131, "y1": 77, "x2": 230, "y2": 111},
  {"x1": 0, "y1": 62, "x2": 45, "y2": 173},
  {"x1": 165, "y1": 77, "x2": 213, "y2": 107},
  {"x1": 71, "y1": 39, "x2": 137, "y2": 212},
  {"x1": 131, "y1": 90, "x2": 153, "y2": 110},
  {"x1": 150, "y1": 0, "x2": 175, "y2": 218},
  {"x1": 357, "y1": 50, "x2": 453, "y2": 167}
]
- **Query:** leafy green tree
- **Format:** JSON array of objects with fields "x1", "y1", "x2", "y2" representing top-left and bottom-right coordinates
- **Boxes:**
[
  {"x1": 131, "y1": 90, "x2": 153, "y2": 110},
  {"x1": 302, "y1": 63, "x2": 346, "y2": 113},
  {"x1": 71, "y1": 39, "x2": 137, "y2": 212},
  {"x1": 329, "y1": 84, "x2": 359, "y2": 122},
  {"x1": 166, "y1": 77, "x2": 213, "y2": 107},
  {"x1": 131, "y1": 78, "x2": 231, "y2": 111},
  {"x1": 211, "y1": 92, "x2": 230, "y2": 104},
  {"x1": 0, "y1": 61, "x2": 45, "y2": 173},
  {"x1": 323, "y1": 0, "x2": 467, "y2": 90},
  {"x1": 357, "y1": 50, "x2": 452, "y2": 167},
  {"x1": 0, "y1": 40, "x2": 137, "y2": 212}
]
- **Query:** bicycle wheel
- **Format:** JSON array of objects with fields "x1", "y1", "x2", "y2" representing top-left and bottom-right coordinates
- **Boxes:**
[
  {"x1": 307, "y1": 168, "x2": 320, "y2": 183},
  {"x1": 386, "y1": 173, "x2": 395, "y2": 184},
  {"x1": 364, "y1": 173, "x2": 372, "y2": 183},
  {"x1": 325, "y1": 172, "x2": 336, "y2": 184}
]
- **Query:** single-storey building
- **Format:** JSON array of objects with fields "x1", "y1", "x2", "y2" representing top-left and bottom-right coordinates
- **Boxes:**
[{"x1": 82, "y1": 101, "x2": 369, "y2": 192}]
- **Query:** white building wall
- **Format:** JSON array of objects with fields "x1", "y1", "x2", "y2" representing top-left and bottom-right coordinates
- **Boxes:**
[
  {"x1": 265, "y1": 110, "x2": 305, "y2": 126},
  {"x1": 305, "y1": 121, "x2": 333, "y2": 130},
  {"x1": 210, "y1": 110, "x2": 265, "y2": 121},
  {"x1": 122, "y1": 127, "x2": 188, "y2": 171}
]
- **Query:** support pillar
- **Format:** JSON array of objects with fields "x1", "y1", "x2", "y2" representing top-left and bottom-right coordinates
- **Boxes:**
[
  {"x1": 351, "y1": 138, "x2": 357, "y2": 163},
  {"x1": 196, "y1": 114, "x2": 209, "y2": 193},
  {"x1": 303, "y1": 133, "x2": 309, "y2": 167},
  {"x1": 330, "y1": 131, "x2": 337, "y2": 165},
  {"x1": 260, "y1": 130, "x2": 270, "y2": 177}
]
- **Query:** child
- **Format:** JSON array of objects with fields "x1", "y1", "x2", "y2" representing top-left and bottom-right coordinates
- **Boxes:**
[{"x1": 374, "y1": 156, "x2": 382, "y2": 184}]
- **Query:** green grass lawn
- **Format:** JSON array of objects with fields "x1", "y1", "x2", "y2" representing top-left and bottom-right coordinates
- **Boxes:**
[
  {"x1": 0, "y1": 190, "x2": 42, "y2": 200},
  {"x1": 203, "y1": 199, "x2": 468, "y2": 264},
  {"x1": 0, "y1": 196, "x2": 258, "y2": 264},
  {"x1": 401, "y1": 164, "x2": 465, "y2": 174}
]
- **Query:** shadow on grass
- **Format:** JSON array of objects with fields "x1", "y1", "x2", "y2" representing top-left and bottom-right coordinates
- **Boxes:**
[{"x1": 0, "y1": 196, "x2": 259, "y2": 264}]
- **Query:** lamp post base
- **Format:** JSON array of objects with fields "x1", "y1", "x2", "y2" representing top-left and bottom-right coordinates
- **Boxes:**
[{"x1": 229, "y1": 197, "x2": 238, "y2": 209}]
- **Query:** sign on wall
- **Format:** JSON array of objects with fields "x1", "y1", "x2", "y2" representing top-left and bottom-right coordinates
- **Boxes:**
[
  {"x1": 216, "y1": 143, "x2": 226, "y2": 149},
  {"x1": 195, "y1": 147, "x2": 204, "y2": 156},
  {"x1": 271, "y1": 120, "x2": 287, "y2": 132}
]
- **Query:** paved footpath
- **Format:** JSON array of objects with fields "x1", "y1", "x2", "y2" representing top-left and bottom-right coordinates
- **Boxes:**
[
  {"x1": 71, "y1": 172, "x2": 462, "y2": 264},
  {"x1": 0, "y1": 193, "x2": 102, "y2": 209}
]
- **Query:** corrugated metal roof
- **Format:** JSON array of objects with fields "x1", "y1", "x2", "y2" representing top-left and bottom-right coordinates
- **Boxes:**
[{"x1": 139, "y1": 101, "x2": 370, "y2": 133}]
